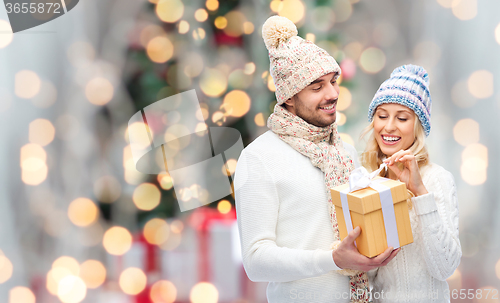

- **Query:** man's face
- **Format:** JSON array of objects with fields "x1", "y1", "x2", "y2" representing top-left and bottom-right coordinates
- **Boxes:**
[{"x1": 284, "y1": 72, "x2": 340, "y2": 127}]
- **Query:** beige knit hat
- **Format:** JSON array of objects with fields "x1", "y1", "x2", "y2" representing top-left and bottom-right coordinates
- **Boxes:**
[{"x1": 262, "y1": 15, "x2": 341, "y2": 105}]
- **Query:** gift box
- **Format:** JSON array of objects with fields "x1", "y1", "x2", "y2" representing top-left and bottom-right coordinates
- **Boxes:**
[{"x1": 330, "y1": 172, "x2": 413, "y2": 258}]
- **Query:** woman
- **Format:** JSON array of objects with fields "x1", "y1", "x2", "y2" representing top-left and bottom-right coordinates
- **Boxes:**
[{"x1": 361, "y1": 64, "x2": 461, "y2": 303}]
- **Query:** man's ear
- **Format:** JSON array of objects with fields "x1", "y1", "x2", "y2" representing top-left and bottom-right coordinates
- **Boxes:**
[{"x1": 284, "y1": 97, "x2": 294, "y2": 109}]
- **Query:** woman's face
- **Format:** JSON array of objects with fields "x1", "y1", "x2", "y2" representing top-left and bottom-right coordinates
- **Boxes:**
[{"x1": 373, "y1": 103, "x2": 416, "y2": 157}]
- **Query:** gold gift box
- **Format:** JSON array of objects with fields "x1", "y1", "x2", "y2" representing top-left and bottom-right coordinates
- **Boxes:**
[{"x1": 330, "y1": 177, "x2": 413, "y2": 258}]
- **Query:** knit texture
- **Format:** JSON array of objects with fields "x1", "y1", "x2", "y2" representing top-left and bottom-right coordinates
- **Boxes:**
[
  {"x1": 368, "y1": 163, "x2": 461, "y2": 303},
  {"x1": 368, "y1": 64, "x2": 432, "y2": 136},
  {"x1": 267, "y1": 105, "x2": 369, "y2": 303},
  {"x1": 234, "y1": 130, "x2": 359, "y2": 303},
  {"x1": 262, "y1": 15, "x2": 341, "y2": 105}
]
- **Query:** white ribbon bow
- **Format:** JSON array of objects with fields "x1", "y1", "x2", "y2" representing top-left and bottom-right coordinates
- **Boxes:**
[{"x1": 340, "y1": 163, "x2": 401, "y2": 251}]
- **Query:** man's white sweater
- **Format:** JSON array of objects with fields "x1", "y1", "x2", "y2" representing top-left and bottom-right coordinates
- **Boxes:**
[{"x1": 234, "y1": 131, "x2": 359, "y2": 303}]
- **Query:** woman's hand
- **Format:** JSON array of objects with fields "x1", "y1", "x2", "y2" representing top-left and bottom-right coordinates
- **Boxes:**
[{"x1": 383, "y1": 150, "x2": 428, "y2": 196}]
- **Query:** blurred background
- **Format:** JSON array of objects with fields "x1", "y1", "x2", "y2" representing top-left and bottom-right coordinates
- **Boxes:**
[{"x1": 0, "y1": 0, "x2": 499, "y2": 302}]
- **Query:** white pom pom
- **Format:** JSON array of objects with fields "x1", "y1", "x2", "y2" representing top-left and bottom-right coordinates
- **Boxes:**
[{"x1": 262, "y1": 15, "x2": 298, "y2": 50}]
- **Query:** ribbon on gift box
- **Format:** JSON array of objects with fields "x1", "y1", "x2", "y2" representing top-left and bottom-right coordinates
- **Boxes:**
[{"x1": 339, "y1": 163, "x2": 401, "y2": 249}]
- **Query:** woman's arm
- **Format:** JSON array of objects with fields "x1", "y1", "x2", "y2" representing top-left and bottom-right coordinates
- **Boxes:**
[{"x1": 412, "y1": 167, "x2": 461, "y2": 281}]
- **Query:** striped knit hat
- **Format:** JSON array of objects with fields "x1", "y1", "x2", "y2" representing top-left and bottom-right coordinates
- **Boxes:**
[
  {"x1": 368, "y1": 64, "x2": 432, "y2": 136},
  {"x1": 262, "y1": 16, "x2": 341, "y2": 105}
]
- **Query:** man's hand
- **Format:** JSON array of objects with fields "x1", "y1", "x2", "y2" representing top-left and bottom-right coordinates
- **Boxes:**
[{"x1": 332, "y1": 226, "x2": 400, "y2": 272}]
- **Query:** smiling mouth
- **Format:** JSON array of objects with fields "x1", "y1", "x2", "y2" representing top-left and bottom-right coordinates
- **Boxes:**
[
  {"x1": 381, "y1": 135, "x2": 401, "y2": 145},
  {"x1": 319, "y1": 102, "x2": 336, "y2": 113}
]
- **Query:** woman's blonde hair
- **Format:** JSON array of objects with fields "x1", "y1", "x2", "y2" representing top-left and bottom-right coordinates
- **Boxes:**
[{"x1": 360, "y1": 112, "x2": 429, "y2": 176}]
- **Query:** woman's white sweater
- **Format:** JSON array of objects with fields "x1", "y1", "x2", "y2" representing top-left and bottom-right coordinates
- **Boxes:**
[{"x1": 369, "y1": 163, "x2": 462, "y2": 303}]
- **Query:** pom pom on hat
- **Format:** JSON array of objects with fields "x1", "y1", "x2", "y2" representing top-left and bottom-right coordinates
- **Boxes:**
[
  {"x1": 390, "y1": 64, "x2": 429, "y2": 85},
  {"x1": 261, "y1": 15, "x2": 340, "y2": 105},
  {"x1": 262, "y1": 15, "x2": 298, "y2": 50}
]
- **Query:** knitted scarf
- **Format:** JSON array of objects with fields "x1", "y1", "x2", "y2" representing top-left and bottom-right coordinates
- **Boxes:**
[{"x1": 268, "y1": 105, "x2": 369, "y2": 303}]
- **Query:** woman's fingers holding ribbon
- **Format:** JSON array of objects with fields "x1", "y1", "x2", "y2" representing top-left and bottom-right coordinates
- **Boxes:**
[{"x1": 384, "y1": 150, "x2": 428, "y2": 196}]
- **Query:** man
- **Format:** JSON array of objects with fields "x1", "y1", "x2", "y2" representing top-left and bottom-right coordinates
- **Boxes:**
[{"x1": 234, "y1": 16, "x2": 399, "y2": 303}]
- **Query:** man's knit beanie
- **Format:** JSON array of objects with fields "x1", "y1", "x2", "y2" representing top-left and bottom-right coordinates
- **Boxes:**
[
  {"x1": 262, "y1": 15, "x2": 341, "y2": 105},
  {"x1": 368, "y1": 64, "x2": 432, "y2": 136}
]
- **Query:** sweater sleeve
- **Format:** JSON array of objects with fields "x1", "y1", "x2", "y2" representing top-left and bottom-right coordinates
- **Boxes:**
[
  {"x1": 411, "y1": 167, "x2": 462, "y2": 281},
  {"x1": 234, "y1": 150, "x2": 340, "y2": 283}
]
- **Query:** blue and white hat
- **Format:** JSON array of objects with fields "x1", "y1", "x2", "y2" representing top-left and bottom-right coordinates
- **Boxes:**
[{"x1": 368, "y1": 64, "x2": 432, "y2": 136}]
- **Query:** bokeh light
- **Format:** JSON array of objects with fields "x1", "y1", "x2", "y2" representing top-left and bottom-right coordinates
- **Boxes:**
[
  {"x1": 192, "y1": 28, "x2": 206, "y2": 40},
  {"x1": 0, "y1": 254, "x2": 13, "y2": 283},
  {"x1": 79, "y1": 260, "x2": 106, "y2": 289},
  {"x1": 254, "y1": 113, "x2": 266, "y2": 127},
  {"x1": 170, "y1": 220, "x2": 184, "y2": 234},
  {"x1": 29, "y1": 119, "x2": 55, "y2": 146},
  {"x1": 85, "y1": 77, "x2": 114, "y2": 106},
  {"x1": 206, "y1": 0, "x2": 218, "y2": 11},
  {"x1": 139, "y1": 25, "x2": 166, "y2": 47},
  {"x1": 453, "y1": 119, "x2": 479, "y2": 146},
  {"x1": 102, "y1": 226, "x2": 133, "y2": 255},
  {"x1": 337, "y1": 87, "x2": 352, "y2": 111},
  {"x1": 31, "y1": 80, "x2": 58, "y2": 108},
  {"x1": 68, "y1": 198, "x2": 99, "y2": 227},
  {"x1": 127, "y1": 121, "x2": 153, "y2": 149},
  {"x1": 182, "y1": 52, "x2": 204, "y2": 78},
  {"x1": 305, "y1": 33, "x2": 316, "y2": 43},
  {"x1": 359, "y1": 47, "x2": 386, "y2": 74},
  {"x1": 278, "y1": 0, "x2": 305, "y2": 24},
  {"x1": 178, "y1": 20, "x2": 190, "y2": 34},
  {"x1": 495, "y1": 23, "x2": 500, "y2": 45},
  {"x1": 190, "y1": 282, "x2": 219, "y2": 303},
  {"x1": 344, "y1": 42, "x2": 363, "y2": 61},
  {"x1": 217, "y1": 200, "x2": 232, "y2": 214},
  {"x1": 15, "y1": 70, "x2": 41, "y2": 99},
  {"x1": 468, "y1": 70, "x2": 494, "y2": 99},
  {"x1": 119, "y1": 267, "x2": 147, "y2": 295},
  {"x1": 339, "y1": 133, "x2": 354, "y2": 146},
  {"x1": 214, "y1": 16, "x2": 227, "y2": 29},
  {"x1": 46, "y1": 267, "x2": 73, "y2": 295},
  {"x1": 52, "y1": 256, "x2": 80, "y2": 276},
  {"x1": 496, "y1": 258, "x2": 500, "y2": 280},
  {"x1": 194, "y1": 9, "x2": 208, "y2": 22},
  {"x1": 150, "y1": 280, "x2": 177, "y2": 303},
  {"x1": 156, "y1": 0, "x2": 184, "y2": 23},
  {"x1": 267, "y1": 75, "x2": 276, "y2": 92},
  {"x1": 436, "y1": 0, "x2": 454, "y2": 8},
  {"x1": 20, "y1": 143, "x2": 48, "y2": 186},
  {"x1": 452, "y1": 0, "x2": 477, "y2": 20},
  {"x1": 413, "y1": 41, "x2": 442, "y2": 68},
  {"x1": 332, "y1": 0, "x2": 352, "y2": 23},
  {"x1": 147, "y1": 36, "x2": 174, "y2": 63},
  {"x1": 93, "y1": 175, "x2": 122, "y2": 203},
  {"x1": 200, "y1": 68, "x2": 228, "y2": 97},
  {"x1": 57, "y1": 275, "x2": 87, "y2": 303},
  {"x1": 133, "y1": 183, "x2": 161, "y2": 211},
  {"x1": 461, "y1": 143, "x2": 488, "y2": 186},
  {"x1": 0, "y1": 20, "x2": 13, "y2": 48},
  {"x1": 336, "y1": 112, "x2": 346, "y2": 126},
  {"x1": 451, "y1": 80, "x2": 476, "y2": 108},
  {"x1": 222, "y1": 158, "x2": 237, "y2": 176},
  {"x1": 243, "y1": 21, "x2": 254, "y2": 35},
  {"x1": 223, "y1": 11, "x2": 246, "y2": 37},
  {"x1": 9, "y1": 286, "x2": 35, "y2": 303},
  {"x1": 143, "y1": 218, "x2": 169, "y2": 245},
  {"x1": 222, "y1": 90, "x2": 251, "y2": 118}
]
